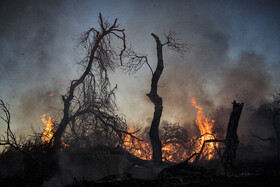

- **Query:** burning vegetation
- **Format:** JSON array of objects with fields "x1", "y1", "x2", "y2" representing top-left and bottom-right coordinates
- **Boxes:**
[
  {"x1": 40, "y1": 114, "x2": 55, "y2": 146},
  {"x1": 191, "y1": 97, "x2": 218, "y2": 160},
  {"x1": 120, "y1": 97, "x2": 219, "y2": 163},
  {"x1": 0, "y1": 13, "x2": 279, "y2": 187}
]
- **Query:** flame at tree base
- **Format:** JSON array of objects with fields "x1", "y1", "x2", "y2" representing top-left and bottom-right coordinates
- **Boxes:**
[{"x1": 121, "y1": 97, "x2": 218, "y2": 163}]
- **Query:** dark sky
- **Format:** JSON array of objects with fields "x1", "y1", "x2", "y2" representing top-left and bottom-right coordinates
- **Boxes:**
[{"x1": 0, "y1": 0, "x2": 280, "y2": 133}]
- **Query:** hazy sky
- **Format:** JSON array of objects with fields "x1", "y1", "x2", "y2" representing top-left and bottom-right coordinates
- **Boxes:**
[{"x1": 0, "y1": 0, "x2": 280, "y2": 134}]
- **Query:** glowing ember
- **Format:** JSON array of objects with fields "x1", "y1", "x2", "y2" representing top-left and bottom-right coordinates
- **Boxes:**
[
  {"x1": 41, "y1": 114, "x2": 55, "y2": 146},
  {"x1": 191, "y1": 97, "x2": 217, "y2": 160}
]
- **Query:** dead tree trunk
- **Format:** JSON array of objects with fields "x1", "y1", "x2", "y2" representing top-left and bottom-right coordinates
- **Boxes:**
[
  {"x1": 147, "y1": 33, "x2": 164, "y2": 165},
  {"x1": 159, "y1": 100, "x2": 243, "y2": 176},
  {"x1": 223, "y1": 100, "x2": 244, "y2": 175}
]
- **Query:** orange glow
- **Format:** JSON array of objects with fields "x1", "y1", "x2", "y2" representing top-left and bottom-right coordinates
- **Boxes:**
[
  {"x1": 41, "y1": 114, "x2": 55, "y2": 146},
  {"x1": 191, "y1": 97, "x2": 217, "y2": 160},
  {"x1": 120, "y1": 98, "x2": 218, "y2": 162},
  {"x1": 121, "y1": 97, "x2": 219, "y2": 162},
  {"x1": 49, "y1": 93, "x2": 54, "y2": 97},
  {"x1": 161, "y1": 138, "x2": 189, "y2": 162},
  {"x1": 121, "y1": 128, "x2": 152, "y2": 160},
  {"x1": 41, "y1": 114, "x2": 68, "y2": 149},
  {"x1": 121, "y1": 128, "x2": 189, "y2": 163}
]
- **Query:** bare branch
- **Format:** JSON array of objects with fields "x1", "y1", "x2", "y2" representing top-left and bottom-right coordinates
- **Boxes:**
[
  {"x1": 194, "y1": 139, "x2": 225, "y2": 162},
  {"x1": 122, "y1": 47, "x2": 153, "y2": 75},
  {"x1": 0, "y1": 100, "x2": 45, "y2": 165},
  {"x1": 52, "y1": 13, "x2": 144, "y2": 151},
  {"x1": 163, "y1": 32, "x2": 189, "y2": 55}
]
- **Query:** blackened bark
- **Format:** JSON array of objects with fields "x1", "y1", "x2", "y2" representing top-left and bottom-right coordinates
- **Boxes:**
[
  {"x1": 51, "y1": 14, "x2": 120, "y2": 152},
  {"x1": 223, "y1": 100, "x2": 244, "y2": 175},
  {"x1": 147, "y1": 33, "x2": 164, "y2": 165},
  {"x1": 51, "y1": 32, "x2": 106, "y2": 152}
]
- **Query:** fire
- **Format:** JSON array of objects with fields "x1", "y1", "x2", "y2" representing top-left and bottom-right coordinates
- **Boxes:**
[
  {"x1": 121, "y1": 128, "x2": 152, "y2": 160},
  {"x1": 41, "y1": 114, "x2": 55, "y2": 145},
  {"x1": 40, "y1": 114, "x2": 69, "y2": 149},
  {"x1": 191, "y1": 97, "x2": 217, "y2": 160},
  {"x1": 120, "y1": 97, "x2": 219, "y2": 162},
  {"x1": 121, "y1": 128, "x2": 189, "y2": 163}
]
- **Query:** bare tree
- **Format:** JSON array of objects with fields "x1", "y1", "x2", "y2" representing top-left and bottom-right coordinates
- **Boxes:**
[
  {"x1": 51, "y1": 13, "x2": 143, "y2": 152},
  {"x1": 0, "y1": 100, "x2": 17, "y2": 149},
  {"x1": 0, "y1": 100, "x2": 43, "y2": 165},
  {"x1": 146, "y1": 33, "x2": 188, "y2": 165}
]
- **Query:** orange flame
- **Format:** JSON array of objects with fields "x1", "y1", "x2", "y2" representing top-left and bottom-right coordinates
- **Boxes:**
[
  {"x1": 121, "y1": 128, "x2": 189, "y2": 163},
  {"x1": 161, "y1": 138, "x2": 188, "y2": 162},
  {"x1": 121, "y1": 128, "x2": 152, "y2": 160},
  {"x1": 41, "y1": 114, "x2": 55, "y2": 146},
  {"x1": 40, "y1": 114, "x2": 69, "y2": 149},
  {"x1": 191, "y1": 97, "x2": 217, "y2": 160},
  {"x1": 118, "y1": 97, "x2": 219, "y2": 162}
]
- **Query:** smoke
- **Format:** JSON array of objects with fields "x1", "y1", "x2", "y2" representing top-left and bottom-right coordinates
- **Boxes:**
[
  {"x1": 0, "y1": 1, "x2": 280, "y2": 177},
  {"x1": 120, "y1": 1, "x2": 278, "y2": 163},
  {"x1": 14, "y1": 86, "x2": 62, "y2": 134},
  {"x1": 0, "y1": 0, "x2": 81, "y2": 132},
  {"x1": 217, "y1": 52, "x2": 272, "y2": 106},
  {"x1": 0, "y1": 0, "x2": 278, "y2": 130},
  {"x1": 0, "y1": 0, "x2": 73, "y2": 85},
  {"x1": 117, "y1": 1, "x2": 278, "y2": 145}
]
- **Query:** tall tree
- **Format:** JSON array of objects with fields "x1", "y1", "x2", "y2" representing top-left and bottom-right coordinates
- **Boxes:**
[
  {"x1": 147, "y1": 33, "x2": 187, "y2": 165},
  {"x1": 147, "y1": 33, "x2": 164, "y2": 165},
  {"x1": 51, "y1": 13, "x2": 144, "y2": 153}
]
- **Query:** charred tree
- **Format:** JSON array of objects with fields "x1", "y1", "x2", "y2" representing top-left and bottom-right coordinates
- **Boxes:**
[
  {"x1": 147, "y1": 33, "x2": 164, "y2": 165},
  {"x1": 223, "y1": 100, "x2": 244, "y2": 175},
  {"x1": 51, "y1": 14, "x2": 119, "y2": 152},
  {"x1": 50, "y1": 13, "x2": 145, "y2": 153},
  {"x1": 146, "y1": 33, "x2": 187, "y2": 165}
]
